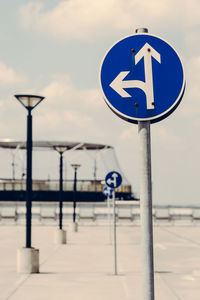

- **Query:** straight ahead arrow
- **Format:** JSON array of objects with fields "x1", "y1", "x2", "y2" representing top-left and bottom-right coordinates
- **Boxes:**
[{"x1": 109, "y1": 43, "x2": 161, "y2": 110}]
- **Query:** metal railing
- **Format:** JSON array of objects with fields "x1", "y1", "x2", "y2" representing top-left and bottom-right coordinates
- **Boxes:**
[{"x1": 0, "y1": 201, "x2": 200, "y2": 223}]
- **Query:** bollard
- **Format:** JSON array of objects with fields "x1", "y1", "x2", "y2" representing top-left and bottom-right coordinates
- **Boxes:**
[
  {"x1": 54, "y1": 228, "x2": 67, "y2": 244},
  {"x1": 17, "y1": 247, "x2": 39, "y2": 274}
]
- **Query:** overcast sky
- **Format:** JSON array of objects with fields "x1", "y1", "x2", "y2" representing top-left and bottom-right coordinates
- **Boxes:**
[{"x1": 0, "y1": 0, "x2": 199, "y2": 205}]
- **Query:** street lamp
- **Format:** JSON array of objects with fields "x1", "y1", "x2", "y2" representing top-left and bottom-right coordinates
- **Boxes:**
[
  {"x1": 15, "y1": 94, "x2": 45, "y2": 273},
  {"x1": 54, "y1": 146, "x2": 68, "y2": 241},
  {"x1": 71, "y1": 164, "x2": 81, "y2": 232}
]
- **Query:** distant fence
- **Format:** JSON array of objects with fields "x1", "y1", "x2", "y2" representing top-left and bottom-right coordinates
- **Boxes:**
[{"x1": 0, "y1": 201, "x2": 200, "y2": 224}]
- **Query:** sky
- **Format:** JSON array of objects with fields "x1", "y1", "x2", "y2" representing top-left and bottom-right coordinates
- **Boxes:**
[{"x1": 0, "y1": 0, "x2": 199, "y2": 205}]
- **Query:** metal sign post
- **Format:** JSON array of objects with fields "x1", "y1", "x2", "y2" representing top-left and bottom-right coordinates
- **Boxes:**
[
  {"x1": 103, "y1": 186, "x2": 113, "y2": 244},
  {"x1": 138, "y1": 119, "x2": 154, "y2": 300},
  {"x1": 112, "y1": 189, "x2": 117, "y2": 275},
  {"x1": 107, "y1": 195, "x2": 112, "y2": 244},
  {"x1": 137, "y1": 27, "x2": 154, "y2": 300},
  {"x1": 100, "y1": 28, "x2": 185, "y2": 298},
  {"x1": 105, "y1": 171, "x2": 122, "y2": 275}
]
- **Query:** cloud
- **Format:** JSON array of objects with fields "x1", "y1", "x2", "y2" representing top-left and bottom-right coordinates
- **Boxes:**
[
  {"x1": 120, "y1": 124, "x2": 183, "y2": 150},
  {"x1": 152, "y1": 126, "x2": 183, "y2": 149},
  {"x1": 41, "y1": 75, "x2": 76, "y2": 104},
  {"x1": 178, "y1": 55, "x2": 200, "y2": 118},
  {"x1": 0, "y1": 61, "x2": 26, "y2": 87},
  {"x1": 0, "y1": 72, "x2": 104, "y2": 140},
  {"x1": 63, "y1": 110, "x2": 93, "y2": 127},
  {"x1": 30, "y1": 74, "x2": 103, "y2": 139},
  {"x1": 120, "y1": 126, "x2": 138, "y2": 141},
  {"x1": 37, "y1": 109, "x2": 93, "y2": 129},
  {"x1": 18, "y1": 0, "x2": 187, "y2": 40},
  {"x1": 40, "y1": 74, "x2": 103, "y2": 109},
  {"x1": 18, "y1": 0, "x2": 200, "y2": 41}
]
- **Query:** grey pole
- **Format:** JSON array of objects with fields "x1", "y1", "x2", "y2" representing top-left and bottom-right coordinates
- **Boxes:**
[
  {"x1": 138, "y1": 121, "x2": 154, "y2": 300},
  {"x1": 136, "y1": 28, "x2": 155, "y2": 300},
  {"x1": 26, "y1": 109, "x2": 32, "y2": 248},
  {"x1": 107, "y1": 195, "x2": 112, "y2": 244},
  {"x1": 59, "y1": 152, "x2": 63, "y2": 230},
  {"x1": 73, "y1": 167, "x2": 77, "y2": 223},
  {"x1": 113, "y1": 190, "x2": 117, "y2": 275}
]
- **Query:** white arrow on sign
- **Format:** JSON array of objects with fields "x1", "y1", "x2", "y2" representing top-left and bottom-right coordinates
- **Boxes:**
[
  {"x1": 107, "y1": 172, "x2": 118, "y2": 187},
  {"x1": 109, "y1": 43, "x2": 161, "y2": 110}
]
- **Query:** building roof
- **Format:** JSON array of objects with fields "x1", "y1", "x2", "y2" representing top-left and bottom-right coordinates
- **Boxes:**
[{"x1": 0, "y1": 139, "x2": 113, "y2": 151}]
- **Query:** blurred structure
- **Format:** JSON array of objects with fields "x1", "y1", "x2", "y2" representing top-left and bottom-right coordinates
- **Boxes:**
[{"x1": 0, "y1": 140, "x2": 136, "y2": 202}]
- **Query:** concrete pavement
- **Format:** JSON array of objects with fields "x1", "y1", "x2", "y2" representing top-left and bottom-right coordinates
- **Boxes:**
[{"x1": 0, "y1": 224, "x2": 200, "y2": 299}]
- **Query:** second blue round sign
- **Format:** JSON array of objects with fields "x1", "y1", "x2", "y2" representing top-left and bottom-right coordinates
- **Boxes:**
[
  {"x1": 103, "y1": 186, "x2": 113, "y2": 197},
  {"x1": 99, "y1": 33, "x2": 185, "y2": 123},
  {"x1": 105, "y1": 171, "x2": 122, "y2": 189}
]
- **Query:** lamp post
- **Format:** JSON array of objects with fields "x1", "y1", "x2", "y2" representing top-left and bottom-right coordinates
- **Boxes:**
[
  {"x1": 54, "y1": 146, "x2": 67, "y2": 244},
  {"x1": 71, "y1": 164, "x2": 81, "y2": 232},
  {"x1": 15, "y1": 94, "x2": 44, "y2": 273}
]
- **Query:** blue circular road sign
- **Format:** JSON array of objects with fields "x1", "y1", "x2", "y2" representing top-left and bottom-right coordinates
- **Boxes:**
[
  {"x1": 105, "y1": 171, "x2": 122, "y2": 189},
  {"x1": 99, "y1": 33, "x2": 185, "y2": 124},
  {"x1": 103, "y1": 186, "x2": 113, "y2": 196}
]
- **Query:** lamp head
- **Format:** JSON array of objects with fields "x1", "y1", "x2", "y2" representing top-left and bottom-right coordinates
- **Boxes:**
[
  {"x1": 54, "y1": 145, "x2": 68, "y2": 154},
  {"x1": 71, "y1": 164, "x2": 81, "y2": 170},
  {"x1": 14, "y1": 94, "x2": 45, "y2": 111}
]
